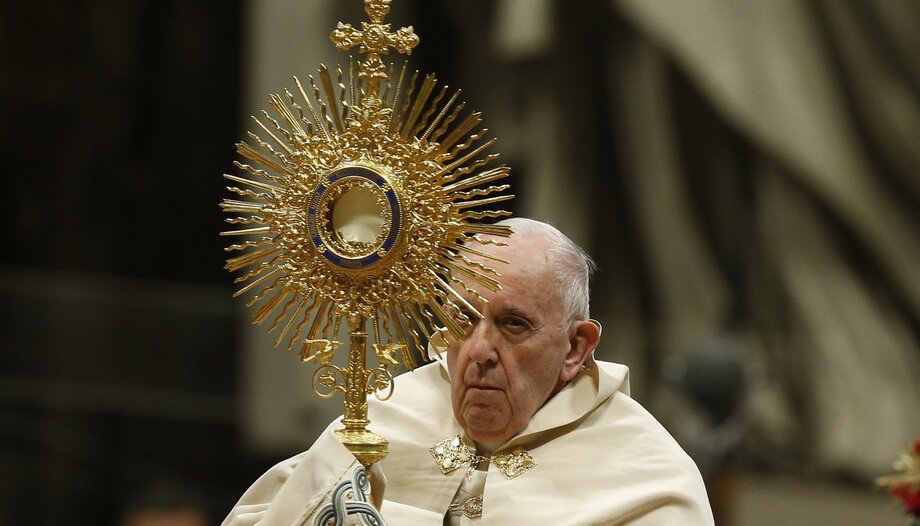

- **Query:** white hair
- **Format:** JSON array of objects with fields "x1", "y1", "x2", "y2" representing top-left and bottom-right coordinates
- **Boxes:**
[{"x1": 495, "y1": 218, "x2": 596, "y2": 324}]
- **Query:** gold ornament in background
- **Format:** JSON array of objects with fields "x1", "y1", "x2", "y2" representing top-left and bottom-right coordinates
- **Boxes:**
[{"x1": 221, "y1": 0, "x2": 513, "y2": 467}]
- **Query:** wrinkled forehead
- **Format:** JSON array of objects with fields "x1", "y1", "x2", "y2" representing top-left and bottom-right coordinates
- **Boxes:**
[{"x1": 463, "y1": 233, "x2": 563, "y2": 312}]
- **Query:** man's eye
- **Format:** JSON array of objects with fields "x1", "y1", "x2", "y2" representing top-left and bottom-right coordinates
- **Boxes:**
[{"x1": 501, "y1": 317, "x2": 531, "y2": 333}]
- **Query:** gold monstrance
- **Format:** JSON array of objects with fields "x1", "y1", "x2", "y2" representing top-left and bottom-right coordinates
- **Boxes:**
[{"x1": 221, "y1": 0, "x2": 512, "y2": 468}]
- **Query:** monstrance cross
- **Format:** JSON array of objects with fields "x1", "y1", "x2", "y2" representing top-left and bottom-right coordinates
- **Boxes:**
[{"x1": 331, "y1": 0, "x2": 419, "y2": 95}]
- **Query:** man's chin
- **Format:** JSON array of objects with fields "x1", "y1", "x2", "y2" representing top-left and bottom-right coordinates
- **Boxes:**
[
  {"x1": 466, "y1": 428, "x2": 508, "y2": 443},
  {"x1": 461, "y1": 410, "x2": 512, "y2": 443}
]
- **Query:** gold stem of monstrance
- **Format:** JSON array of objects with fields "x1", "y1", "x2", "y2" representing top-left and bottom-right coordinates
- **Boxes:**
[
  {"x1": 221, "y1": 0, "x2": 513, "y2": 469},
  {"x1": 334, "y1": 317, "x2": 389, "y2": 467},
  {"x1": 303, "y1": 314, "x2": 392, "y2": 467}
]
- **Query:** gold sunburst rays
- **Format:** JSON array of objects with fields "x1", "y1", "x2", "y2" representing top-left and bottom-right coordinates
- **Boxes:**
[{"x1": 221, "y1": 56, "x2": 513, "y2": 369}]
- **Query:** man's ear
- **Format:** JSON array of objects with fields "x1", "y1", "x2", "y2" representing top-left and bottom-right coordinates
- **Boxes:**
[{"x1": 560, "y1": 320, "x2": 601, "y2": 382}]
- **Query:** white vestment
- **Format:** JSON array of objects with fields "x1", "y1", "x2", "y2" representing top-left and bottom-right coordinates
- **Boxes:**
[{"x1": 224, "y1": 354, "x2": 714, "y2": 525}]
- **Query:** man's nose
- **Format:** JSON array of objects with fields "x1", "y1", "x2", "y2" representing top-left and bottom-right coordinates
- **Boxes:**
[{"x1": 464, "y1": 321, "x2": 499, "y2": 364}]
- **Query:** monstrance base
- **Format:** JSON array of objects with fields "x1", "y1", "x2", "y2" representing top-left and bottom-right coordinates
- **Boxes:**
[{"x1": 335, "y1": 427, "x2": 389, "y2": 469}]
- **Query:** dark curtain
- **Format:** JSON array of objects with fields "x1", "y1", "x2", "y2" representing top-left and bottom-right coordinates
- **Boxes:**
[{"x1": 0, "y1": 1, "x2": 270, "y2": 524}]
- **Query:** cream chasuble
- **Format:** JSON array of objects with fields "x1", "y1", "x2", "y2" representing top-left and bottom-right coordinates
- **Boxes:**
[{"x1": 223, "y1": 353, "x2": 714, "y2": 525}]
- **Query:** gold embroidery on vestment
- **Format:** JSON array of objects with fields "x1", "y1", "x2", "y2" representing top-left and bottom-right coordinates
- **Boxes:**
[
  {"x1": 429, "y1": 435, "x2": 536, "y2": 479},
  {"x1": 449, "y1": 495, "x2": 483, "y2": 519},
  {"x1": 491, "y1": 448, "x2": 536, "y2": 478}
]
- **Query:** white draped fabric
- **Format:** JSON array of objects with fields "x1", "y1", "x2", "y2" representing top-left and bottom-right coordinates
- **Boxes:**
[{"x1": 225, "y1": 356, "x2": 713, "y2": 525}]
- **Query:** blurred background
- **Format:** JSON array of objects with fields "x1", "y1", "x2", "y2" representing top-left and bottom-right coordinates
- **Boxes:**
[{"x1": 2, "y1": 0, "x2": 919, "y2": 524}]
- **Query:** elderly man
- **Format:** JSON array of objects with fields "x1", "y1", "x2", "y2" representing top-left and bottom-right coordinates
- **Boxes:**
[{"x1": 225, "y1": 218, "x2": 714, "y2": 525}]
